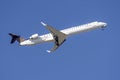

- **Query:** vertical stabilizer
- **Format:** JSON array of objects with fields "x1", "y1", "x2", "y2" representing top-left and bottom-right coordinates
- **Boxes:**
[{"x1": 9, "y1": 33, "x2": 25, "y2": 44}]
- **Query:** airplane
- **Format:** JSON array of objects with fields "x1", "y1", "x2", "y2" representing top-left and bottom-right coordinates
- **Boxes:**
[{"x1": 9, "y1": 21, "x2": 107, "y2": 53}]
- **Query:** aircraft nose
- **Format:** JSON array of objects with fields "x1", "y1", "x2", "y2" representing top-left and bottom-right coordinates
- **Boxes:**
[
  {"x1": 103, "y1": 22, "x2": 107, "y2": 27},
  {"x1": 100, "y1": 22, "x2": 107, "y2": 28}
]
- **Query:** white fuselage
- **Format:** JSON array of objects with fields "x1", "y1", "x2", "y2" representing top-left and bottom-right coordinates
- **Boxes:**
[{"x1": 20, "y1": 21, "x2": 107, "y2": 46}]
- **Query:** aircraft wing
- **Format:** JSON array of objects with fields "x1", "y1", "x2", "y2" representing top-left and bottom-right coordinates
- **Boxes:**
[{"x1": 41, "y1": 22, "x2": 66, "y2": 53}]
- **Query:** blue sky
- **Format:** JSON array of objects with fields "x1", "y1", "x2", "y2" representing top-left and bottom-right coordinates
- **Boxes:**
[{"x1": 0, "y1": 0, "x2": 120, "y2": 80}]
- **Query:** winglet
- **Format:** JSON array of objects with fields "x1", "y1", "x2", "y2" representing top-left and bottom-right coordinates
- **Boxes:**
[
  {"x1": 46, "y1": 50, "x2": 51, "y2": 53},
  {"x1": 41, "y1": 21, "x2": 47, "y2": 26}
]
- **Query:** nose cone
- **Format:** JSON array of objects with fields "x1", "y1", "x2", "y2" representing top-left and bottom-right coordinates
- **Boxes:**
[
  {"x1": 99, "y1": 22, "x2": 107, "y2": 28},
  {"x1": 103, "y1": 22, "x2": 107, "y2": 27}
]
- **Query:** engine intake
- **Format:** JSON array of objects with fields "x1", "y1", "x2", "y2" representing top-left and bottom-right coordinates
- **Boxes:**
[{"x1": 30, "y1": 34, "x2": 39, "y2": 39}]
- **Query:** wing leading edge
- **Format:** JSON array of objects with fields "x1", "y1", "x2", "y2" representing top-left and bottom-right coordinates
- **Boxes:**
[{"x1": 41, "y1": 22, "x2": 66, "y2": 53}]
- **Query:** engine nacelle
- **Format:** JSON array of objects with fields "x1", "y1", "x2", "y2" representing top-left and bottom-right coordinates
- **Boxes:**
[{"x1": 30, "y1": 34, "x2": 39, "y2": 39}]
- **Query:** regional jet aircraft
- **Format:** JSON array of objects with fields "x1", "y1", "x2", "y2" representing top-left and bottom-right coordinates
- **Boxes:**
[{"x1": 9, "y1": 21, "x2": 107, "y2": 53}]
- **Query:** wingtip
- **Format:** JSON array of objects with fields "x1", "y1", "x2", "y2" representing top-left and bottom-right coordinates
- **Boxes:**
[
  {"x1": 41, "y1": 21, "x2": 47, "y2": 26},
  {"x1": 46, "y1": 50, "x2": 51, "y2": 53}
]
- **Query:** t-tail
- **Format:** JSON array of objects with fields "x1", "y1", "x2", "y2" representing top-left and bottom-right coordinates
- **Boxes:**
[{"x1": 9, "y1": 33, "x2": 25, "y2": 44}]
